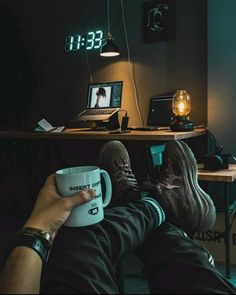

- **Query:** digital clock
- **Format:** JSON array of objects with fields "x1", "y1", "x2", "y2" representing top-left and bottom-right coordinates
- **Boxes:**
[{"x1": 65, "y1": 30, "x2": 104, "y2": 52}]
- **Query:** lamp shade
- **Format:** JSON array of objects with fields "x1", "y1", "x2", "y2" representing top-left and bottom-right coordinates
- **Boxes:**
[{"x1": 100, "y1": 32, "x2": 120, "y2": 57}]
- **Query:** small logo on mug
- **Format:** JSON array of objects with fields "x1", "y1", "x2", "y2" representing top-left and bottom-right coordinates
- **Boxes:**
[{"x1": 88, "y1": 207, "x2": 99, "y2": 215}]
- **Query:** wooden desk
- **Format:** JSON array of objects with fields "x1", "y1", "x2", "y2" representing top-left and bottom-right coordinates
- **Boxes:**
[
  {"x1": 198, "y1": 164, "x2": 236, "y2": 182},
  {"x1": 0, "y1": 127, "x2": 206, "y2": 141},
  {"x1": 0, "y1": 127, "x2": 206, "y2": 185},
  {"x1": 198, "y1": 164, "x2": 236, "y2": 278},
  {"x1": 0, "y1": 128, "x2": 207, "y2": 181}
]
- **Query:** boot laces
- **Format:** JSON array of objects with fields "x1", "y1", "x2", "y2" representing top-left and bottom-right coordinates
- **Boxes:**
[
  {"x1": 159, "y1": 162, "x2": 180, "y2": 190},
  {"x1": 113, "y1": 159, "x2": 138, "y2": 189}
]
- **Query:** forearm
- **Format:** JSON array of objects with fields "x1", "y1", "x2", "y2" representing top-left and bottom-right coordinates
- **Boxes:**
[
  {"x1": 0, "y1": 176, "x2": 94, "y2": 294},
  {"x1": 0, "y1": 246, "x2": 42, "y2": 294}
]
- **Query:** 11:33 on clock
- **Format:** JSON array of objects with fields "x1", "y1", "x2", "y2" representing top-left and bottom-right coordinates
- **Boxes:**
[{"x1": 65, "y1": 30, "x2": 104, "y2": 52}]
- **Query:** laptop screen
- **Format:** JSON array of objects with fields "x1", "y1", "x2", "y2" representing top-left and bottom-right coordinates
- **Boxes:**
[{"x1": 87, "y1": 81, "x2": 123, "y2": 109}]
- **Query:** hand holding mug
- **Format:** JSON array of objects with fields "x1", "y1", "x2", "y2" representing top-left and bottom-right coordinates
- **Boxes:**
[
  {"x1": 24, "y1": 174, "x2": 96, "y2": 237},
  {"x1": 55, "y1": 166, "x2": 112, "y2": 227}
]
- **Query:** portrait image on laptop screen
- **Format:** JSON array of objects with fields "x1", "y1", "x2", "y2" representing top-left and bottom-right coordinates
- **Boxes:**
[
  {"x1": 89, "y1": 86, "x2": 112, "y2": 108},
  {"x1": 87, "y1": 81, "x2": 122, "y2": 109},
  {"x1": 75, "y1": 81, "x2": 123, "y2": 122}
]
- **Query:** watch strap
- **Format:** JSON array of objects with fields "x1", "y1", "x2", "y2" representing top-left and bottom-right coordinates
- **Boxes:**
[{"x1": 14, "y1": 231, "x2": 50, "y2": 263}]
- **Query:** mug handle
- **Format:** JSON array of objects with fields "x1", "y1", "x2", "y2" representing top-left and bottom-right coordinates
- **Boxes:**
[{"x1": 100, "y1": 169, "x2": 112, "y2": 207}]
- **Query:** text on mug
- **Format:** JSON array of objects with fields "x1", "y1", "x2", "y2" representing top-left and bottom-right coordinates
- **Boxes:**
[{"x1": 69, "y1": 180, "x2": 101, "y2": 191}]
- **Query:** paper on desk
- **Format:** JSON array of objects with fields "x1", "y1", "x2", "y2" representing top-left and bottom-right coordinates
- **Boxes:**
[
  {"x1": 50, "y1": 126, "x2": 65, "y2": 133},
  {"x1": 35, "y1": 118, "x2": 65, "y2": 133}
]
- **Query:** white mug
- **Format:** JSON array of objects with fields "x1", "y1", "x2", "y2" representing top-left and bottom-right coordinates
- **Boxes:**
[{"x1": 55, "y1": 166, "x2": 112, "y2": 227}]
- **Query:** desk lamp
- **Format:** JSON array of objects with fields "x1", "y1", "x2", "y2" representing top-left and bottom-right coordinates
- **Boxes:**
[
  {"x1": 170, "y1": 89, "x2": 194, "y2": 131},
  {"x1": 100, "y1": 0, "x2": 120, "y2": 57},
  {"x1": 100, "y1": 32, "x2": 120, "y2": 57}
]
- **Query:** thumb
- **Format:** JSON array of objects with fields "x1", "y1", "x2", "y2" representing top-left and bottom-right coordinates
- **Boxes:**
[{"x1": 65, "y1": 189, "x2": 96, "y2": 209}]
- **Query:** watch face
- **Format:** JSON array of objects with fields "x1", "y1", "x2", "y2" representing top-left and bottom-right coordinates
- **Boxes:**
[
  {"x1": 23, "y1": 227, "x2": 53, "y2": 245},
  {"x1": 41, "y1": 231, "x2": 52, "y2": 243}
]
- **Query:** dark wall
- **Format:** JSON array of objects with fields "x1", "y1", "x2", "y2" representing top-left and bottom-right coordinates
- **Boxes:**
[
  {"x1": 0, "y1": 0, "x2": 207, "y2": 129},
  {"x1": 208, "y1": 0, "x2": 236, "y2": 156},
  {"x1": 206, "y1": 0, "x2": 236, "y2": 211},
  {"x1": 0, "y1": 3, "x2": 34, "y2": 129}
]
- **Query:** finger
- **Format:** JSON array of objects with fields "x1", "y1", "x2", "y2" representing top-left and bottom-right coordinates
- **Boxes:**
[
  {"x1": 40, "y1": 174, "x2": 56, "y2": 191},
  {"x1": 44, "y1": 174, "x2": 60, "y2": 194},
  {"x1": 45, "y1": 174, "x2": 56, "y2": 187},
  {"x1": 65, "y1": 189, "x2": 96, "y2": 209}
]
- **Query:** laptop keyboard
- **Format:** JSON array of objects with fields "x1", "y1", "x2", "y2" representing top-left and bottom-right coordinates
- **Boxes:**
[{"x1": 83, "y1": 109, "x2": 115, "y2": 116}]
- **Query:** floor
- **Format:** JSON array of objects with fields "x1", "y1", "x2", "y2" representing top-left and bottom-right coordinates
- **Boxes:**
[
  {"x1": 123, "y1": 254, "x2": 236, "y2": 294},
  {"x1": 215, "y1": 262, "x2": 236, "y2": 287}
]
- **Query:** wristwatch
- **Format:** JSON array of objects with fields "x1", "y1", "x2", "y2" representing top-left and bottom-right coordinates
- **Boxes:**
[
  {"x1": 22, "y1": 227, "x2": 53, "y2": 246},
  {"x1": 14, "y1": 227, "x2": 53, "y2": 263}
]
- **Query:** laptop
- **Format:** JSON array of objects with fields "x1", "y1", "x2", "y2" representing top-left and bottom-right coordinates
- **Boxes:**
[
  {"x1": 128, "y1": 92, "x2": 174, "y2": 131},
  {"x1": 72, "y1": 81, "x2": 123, "y2": 122},
  {"x1": 147, "y1": 95, "x2": 174, "y2": 128}
]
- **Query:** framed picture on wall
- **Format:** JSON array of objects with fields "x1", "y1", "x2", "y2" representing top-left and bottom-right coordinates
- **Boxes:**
[{"x1": 143, "y1": 0, "x2": 175, "y2": 43}]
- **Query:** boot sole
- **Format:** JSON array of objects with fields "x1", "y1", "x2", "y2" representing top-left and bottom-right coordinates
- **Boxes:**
[{"x1": 172, "y1": 140, "x2": 216, "y2": 232}]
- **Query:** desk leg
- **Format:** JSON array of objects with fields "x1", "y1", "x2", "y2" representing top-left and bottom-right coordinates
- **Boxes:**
[{"x1": 224, "y1": 182, "x2": 231, "y2": 279}]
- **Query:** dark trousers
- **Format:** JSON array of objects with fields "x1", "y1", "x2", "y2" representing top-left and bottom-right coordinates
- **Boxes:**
[
  {"x1": 41, "y1": 200, "x2": 160, "y2": 294},
  {"x1": 41, "y1": 201, "x2": 236, "y2": 294},
  {"x1": 140, "y1": 223, "x2": 236, "y2": 294}
]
